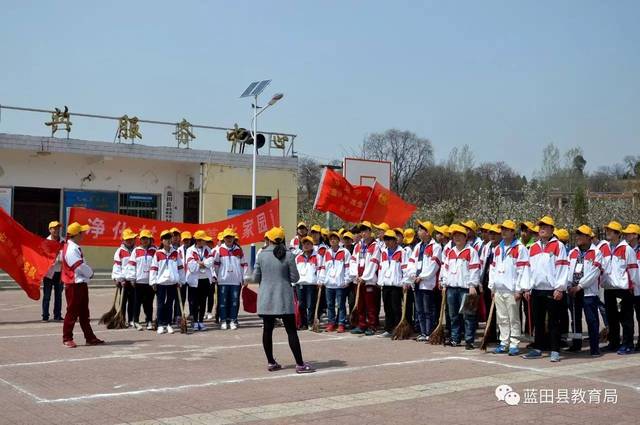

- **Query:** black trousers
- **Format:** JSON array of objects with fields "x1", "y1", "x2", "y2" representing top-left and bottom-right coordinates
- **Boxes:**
[
  {"x1": 188, "y1": 279, "x2": 210, "y2": 323},
  {"x1": 262, "y1": 314, "x2": 304, "y2": 366},
  {"x1": 134, "y1": 284, "x2": 154, "y2": 324},
  {"x1": 42, "y1": 272, "x2": 63, "y2": 320},
  {"x1": 604, "y1": 289, "x2": 634, "y2": 348},
  {"x1": 382, "y1": 286, "x2": 403, "y2": 333},
  {"x1": 121, "y1": 282, "x2": 135, "y2": 323},
  {"x1": 532, "y1": 289, "x2": 564, "y2": 352}
]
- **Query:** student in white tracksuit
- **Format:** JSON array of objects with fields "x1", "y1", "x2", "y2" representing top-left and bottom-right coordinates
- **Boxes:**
[
  {"x1": 318, "y1": 232, "x2": 351, "y2": 332},
  {"x1": 111, "y1": 229, "x2": 137, "y2": 327},
  {"x1": 150, "y1": 230, "x2": 185, "y2": 334},
  {"x1": 294, "y1": 237, "x2": 321, "y2": 329},
  {"x1": 214, "y1": 229, "x2": 248, "y2": 330},
  {"x1": 488, "y1": 220, "x2": 530, "y2": 355},
  {"x1": 185, "y1": 231, "x2": 215, "y2": 331},
  {"x1": 377, "y1": 230, "x2": 410, "y2": 337},
  {"x1": 124, "y1": 229, "x2": 156, "y2": 330}
]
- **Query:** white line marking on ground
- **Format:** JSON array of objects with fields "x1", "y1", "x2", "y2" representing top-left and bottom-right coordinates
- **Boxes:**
[{"x1": 0, "y1": 336, "x2": 350, "y2": 369}]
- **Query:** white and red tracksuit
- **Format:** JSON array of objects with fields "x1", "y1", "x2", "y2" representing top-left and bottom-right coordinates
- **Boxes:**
[
  {"x1": 125, "y1": 245, "x2": 156, "y2": 324},
  {"x1": 349, "y1": 239, "x2": 381, "y2": 330},
  {"x1": 61, "y1": 239, "x2": 98, "y2": 343},
  {"x1": 112, "y1": 244, "x2": 135, "y2": 323}
]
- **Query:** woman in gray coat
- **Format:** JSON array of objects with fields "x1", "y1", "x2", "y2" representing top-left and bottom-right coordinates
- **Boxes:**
[{"x1": 253, "y1": 227, "x2": 315, "y2": 373}]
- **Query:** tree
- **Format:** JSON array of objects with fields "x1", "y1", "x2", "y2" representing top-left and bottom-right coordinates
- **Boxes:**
[
  {"x1": 573, "y1": 185, "x2": 588, "y2": 225},
  {"x1": 360, "y1": 129, "x2": 434, "y2": 199},
  {"x1": 538, "y1": 142, "x2": 561, "y2": 181},
  {"x1": 297, "y1": 157, "x2": 321, "y2": 209},
  {"x1": 573, "y1": 155, "x2": 587, "y2": 175},
  {"x1": 447, "y1": 144, "x2": 475, "y2": 174}
]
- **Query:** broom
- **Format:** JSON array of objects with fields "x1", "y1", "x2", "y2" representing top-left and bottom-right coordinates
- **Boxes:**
[
  {"x1": 479, "y1": 297, "x2": 496, "y2": 351},
  {"x1": 392, "y1": 290, "x2": 412, "y2": 340},
  {"x1": 311, "y1": 285, "x2": 323, "y2": 333},
  {"x1": 349, "y1": 283, "x2": 361, "y2": 327},
  {"x1": 108, "y1": 284, "x2": 128, "y2": 329},
  {"x1": 429, "y1": 288, "x2": 447, "y2": 345},
  {"x1": 176, "y1": 285, "x2": 188, "y2": 334},
  {"x1": 99, "y1": 286, "x2": 120, "y2": 325}
]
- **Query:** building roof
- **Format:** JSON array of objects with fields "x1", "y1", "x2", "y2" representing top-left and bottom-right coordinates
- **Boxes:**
[{"x1": 0, "y1": 133, "x2": 297, "y2": 171}]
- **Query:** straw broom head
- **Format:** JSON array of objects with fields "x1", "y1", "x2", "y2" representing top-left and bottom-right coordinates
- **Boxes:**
[
  {"x1": 99, "y1": 286, "x2": 120, "y2": 325},
  {"x1": 392, "y1": 290, "x2": 412, "y2": 340}
]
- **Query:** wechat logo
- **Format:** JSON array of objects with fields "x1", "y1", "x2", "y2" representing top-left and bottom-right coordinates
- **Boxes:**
[{"x1": 495, "y1": 384, "x2": 521, "y2": 406}]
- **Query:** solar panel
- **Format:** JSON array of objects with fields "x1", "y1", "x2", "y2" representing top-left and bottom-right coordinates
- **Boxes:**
[
  {"x1": 240, "y1": 82, "x2": 260, "y2": 98},
  {"x1": 250, "y1": 80, "x2": 271, "y2": 97}
]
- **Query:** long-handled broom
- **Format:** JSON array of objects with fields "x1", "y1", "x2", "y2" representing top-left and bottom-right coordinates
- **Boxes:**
[
  {"x1": 99, "y1": 286, "x2": 120, "y2": 325},
  {"x1": 108, "y1": 284, "x2": 128, "y2": 329},
  {"x1": 311, "y1": 285, "x2": 323, "y2": 333},
  {"x1": 349, "y1": 283, "x2": 361, "y2": 327},
  {"x1": 429, "y1": 288, "x2": 447, "y2": 345},
  {"x1": 392, "y1": 289, "x2": 412, "y2": 340},
  {"x1": 479, "y1": 297, "x2": 496, "y2": 351},
  {"x1": 176, "y1": 285, "x2": 188, "y2": 334}
]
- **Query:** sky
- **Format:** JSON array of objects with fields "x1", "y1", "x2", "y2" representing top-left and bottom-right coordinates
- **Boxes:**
[{"x1": 1, "y1": 0, "x2": 638, "y2": 176}]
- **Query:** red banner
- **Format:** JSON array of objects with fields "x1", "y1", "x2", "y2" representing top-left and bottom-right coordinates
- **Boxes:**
[
  {"x1": 313, "y1": 168, "x2": 372, "y2": 222},
  {"x1": 68, "y1": 199, "x2": 280, "y2": 247},
  {"x1": 314, "y1": 168, "x2": 415, "y2": 227},
  {"x1": 0, "y1": 208, "x2": 62, "y2": 300},
  {"x1": 361, "y1": 182, "x2": 416, "y2": 228}
]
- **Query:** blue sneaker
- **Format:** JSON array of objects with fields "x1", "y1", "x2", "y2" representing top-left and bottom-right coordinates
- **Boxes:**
[
  {"x1": 493, "y1": 345, "x2": 508, "y2": 354},
  {"x1": 550, "y1": 351, "x2": 561, "y2": 362},
  {"x1": 522, "y1": 349, "x2": 542, "y2": 359},
  {"x1": 508, "y1": 347, "x2": 520, "y2": 356},
  {"x1": 617, "y1": 346, "x2": 633, "y2": 355}
]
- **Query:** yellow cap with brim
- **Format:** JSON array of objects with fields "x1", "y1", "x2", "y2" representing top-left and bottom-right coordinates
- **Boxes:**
[
  {"x1": 575, "y1": 225, "x2": 594, "y2": 237},
  {"x1": 297, "y1": 221, "x2": 308, "y2": 229},
  {"x1": 122, "y1": 228, "x2": 138, "y2": 240},
  {"x1": 180, "y1": 231, "x2": 192, "y2": 240},
  {"x1": 67, "y1": 222, "x2": 90, "y2": 236},
  {"x1": 416, "y1": 220, "x2": 434, "y2": 235},
  {"x1": 360, "y1": 221, "x2": 373, "y2": 230},
  {"x1": 554, "y1": 228, "x2": 570, "y2": 242},
  {"x1": 538, "y1": 216, "x2": 555, "y2": 227},
  {"x1": 140, "y1": 229, "x2": 154, "y2": 239},
  {"x1": 461, "y1": 220, "x2": 478, "y2": 232},
  {"x1": 382, "y1": 229, "x2": 397, "y2": 239},
  {"x1": 342, "y1": 231, "x2": 355, "y2": 241},
  {"x1": 169, "y1": 227, "x2": 181, "y2": 234},
  {"x1": 160, "y1": 229, "x2": 172, "y2": 239},
  {"x1": 374, "y1": 222, "x2": 390, "y2": 231},
  {"x1": 622, "y1": 223, "x2": 640, "y2": 235},
  {"x1": 434, "y1": 225, "x2": 450, "y2": 237},
  {"x1": 193, "y1": 230, "x2": 212, "y2": 241},
  {"x1": 266, "y1": 226, "x2": 285, "y2": 243},
  {"x1": 310, "y1": 224, "x2": 322, "y2": 233},
  {"x1": 604, "y1": 221, "x2": 623, "y2": 233},
  {"x1": 48, "y1": 221, "x2": 61, "y2": 229},
  {"x1": 449, "y1": 224, "x2": 468, "y2": 236},
  {"x1": 501, "y1": 220, "x2": 517, "y2": 231},
  {"x1": 301, "y1": 236, "x2": 314, "y2": 244},
  {"x1": 403, "y1": 228, "x2": 416, "y2": 244},
  {"x1": 489, "y1": 224, "x2": 502, "y2": 234}
]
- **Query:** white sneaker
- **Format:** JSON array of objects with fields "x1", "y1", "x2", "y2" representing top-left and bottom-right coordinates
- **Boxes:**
[
  {"x1": 129, "y1": 321, "x2": 135, "y2": 328},
  {"x1": 134, "y1": 322, "x2": 143, "y2": 331},
  {"x1": 230, "y1": 322, "x2": 238, "y2": 330},
  {"x1": 146, "y1": 322, "x2": 154, "y2": 330},
  {"x1": 221, "y1": 322, "x2": 228, "y2": 330},
  {"x1": 157, "y1": 326, "x2": 166, "y2": 335},
  {"x1": 166, "y1": 325, "x2": 175, "y2": 334},
  {"x1": 206, "y1": 313, "x2": 213, "y2": 320},
  {"x1": 193, "y1": 323, "x2": 199, "y2": 331},
  {"x1": 199, "y1": 322, "x2": 207, "y2": 331}
]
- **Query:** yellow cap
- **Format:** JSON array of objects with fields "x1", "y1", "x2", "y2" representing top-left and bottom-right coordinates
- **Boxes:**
[
  {"x1": 604, "y1": 221, "x2": 623, "y2": 233},
  {"x1": 338, "y1": 228, "x2": 345, "y2": 236},
  {"x1": 217, "y1": 231, "x2": 224, "y2": 241},
  {"x1": 554, "y1": 228, "x2": 570, "y2": 242},
  {"x1": 521, "y1": 221, "x2": 536, "y2": 231},
  {"x1": 533, "y1": 225, "x2": 540, "y2": 233},
  {"x1": 416, "y1": 220, "x2": 434, "y2": 235},
  {"x1": 449, "y1": 224, "x2": 468, "y2": 236},
  {"x1": 140, "y1": 229, "x2": 154, "y2": 239},
  {"x1": 575, "y1": 225, "x2": 594, "y2": 237},
  {"x1": 321, "y1": 227, "x2": 330, "y2": 236},
  {"x1": 374, "y1": 222, "x2": 390, "y2": 231},
  {"x1": 221, "y1": 227, "x2": 236, "y2": 239},
  {"x1": 622, "y1": 223, "x2": 640, "y2": 235},
  {"x1": 342, "y1": 231, "x2": 354, "y2": 240},
  {"x1": 434, "y1": 225, "x2": 450, "y2": 237},
  {"x1": 329, "y1": 231, "x2": 341, "y2": 239},
  {"x1": 403, "y1": 228, "x2": 416, "y2": 245},
  {"x1": 501, "y1": 220, "x2": 517, "y2": 231},
  {"x1": 121, "y1": 228, "x2": 138, "y2": 240},
  {"x1": 489, "y1": 224, "x2": 502, "y2": 234},
  {"x1": 360, "y1": 221, "x2": 373, "y2": 230},
  {"x1": 193, "y1": 230, "x2": 212, "y2": 241},
  {"x1": 160, "y1": 229, "x2": 172, "y2": 239},
  {"x1": 310, "y1": 224, "x2": 322, "y2": 233},
  {"x1": 538, "y1": 216, "x2": 555, "y2": 227},
  {"x1": 382, "y1": 229, "x2": 397, "y2": 239},
  {"x1": 169, "y1": 227, "x2": 181, "y2": 234},
  {"x1": 393, "y1": 227, "x2": 404, "y2": 235},
  {"x1": 48, "y1": 220, "x2": 61, "y2": 229},
  {"x1": 67, "y1": 222, "x2": 90, "y2": 236},
  {"x1": 301, "y1": 236, "x2": 314, "y2": 244},
  {"x1": 180, "y1": 231, "x2": 192, "y2": 240},
  {"x1": 297, "y1": 221, "x2": 308, "y2": 229},
  {"x1": 481, "y1": 222, "x2": 492, "y2": 231},
  {"x1": 461, "y1": 220, "x2": 478, "y2": 232},
  {"x1": 266, "y1": 226, "x2": 286, "y2": 242}
]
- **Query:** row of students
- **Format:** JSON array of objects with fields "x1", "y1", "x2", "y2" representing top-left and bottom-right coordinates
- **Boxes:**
[
  {"x1": 288, "y1": 216, "x2": 640, "y2": 362},
  {"x1": 110, "y1": 227, "x2": 248, "y2": 334}
]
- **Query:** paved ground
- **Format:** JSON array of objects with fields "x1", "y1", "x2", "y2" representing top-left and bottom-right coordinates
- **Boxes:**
[{"x1": 0, "y1": 286, "x2": 639, "y2": 425}]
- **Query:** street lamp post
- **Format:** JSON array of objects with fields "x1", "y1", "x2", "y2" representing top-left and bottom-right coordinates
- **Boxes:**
[{"x1": 241, "y1": 82, "x2": 284, "y2": 266}]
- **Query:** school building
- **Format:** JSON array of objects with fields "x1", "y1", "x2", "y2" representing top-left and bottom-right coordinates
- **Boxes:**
[{"x1": 0, "y1": 132, "x2": 298, "y2": 269}]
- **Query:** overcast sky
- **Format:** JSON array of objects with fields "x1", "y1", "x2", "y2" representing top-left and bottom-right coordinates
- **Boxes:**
[{"x1": 1, "y1": 1, "x2": 638, "y2": 176}]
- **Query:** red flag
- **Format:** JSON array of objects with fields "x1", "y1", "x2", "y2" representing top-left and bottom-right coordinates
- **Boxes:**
[
  {"x1": 361, "y1": 182, "x2": 416, "y2": 228},
  {"x1": 0, "y1": 209, "x2": 62, "y2": 300},
  {"x1": 314, "y1": 168, "x2": 372, "y2": 222}
]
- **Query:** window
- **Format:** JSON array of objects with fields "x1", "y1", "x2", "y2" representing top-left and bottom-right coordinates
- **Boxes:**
[
  {"x1": 232, "y1": 195, "x2": 271, "y2": 211},
  {"x1": 119, "y1": 193, "x2": 160, "y2": 219}
]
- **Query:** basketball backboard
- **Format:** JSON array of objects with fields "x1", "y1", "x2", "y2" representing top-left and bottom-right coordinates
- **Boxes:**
[{"x1": 343, "y1": 157, "x2": 392, "y2": 188}]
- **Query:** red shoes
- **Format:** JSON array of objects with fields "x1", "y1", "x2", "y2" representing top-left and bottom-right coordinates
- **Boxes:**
[
  {"x1": 63, "y1": 340, "x2": 77, "y2": 348},
  {"x1": 337, "y1": 324, "x2": 345, "y2": 333},
  {"x1": 325, "y1": 324, "x2": 336, "y2": 332}
]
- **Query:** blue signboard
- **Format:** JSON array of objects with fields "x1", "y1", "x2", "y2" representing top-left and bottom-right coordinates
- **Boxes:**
[{"x1": 63, "y1": 190, "x2": 118, "y2": 227}]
